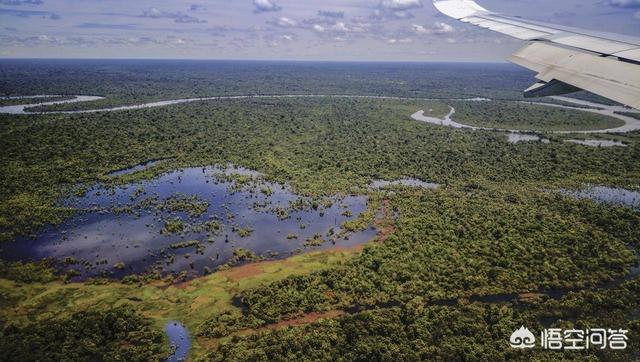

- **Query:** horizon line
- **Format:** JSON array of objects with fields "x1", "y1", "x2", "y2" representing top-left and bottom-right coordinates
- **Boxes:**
[{"x1": 0, "y1": 57, "x2": 511, "y2": 64}]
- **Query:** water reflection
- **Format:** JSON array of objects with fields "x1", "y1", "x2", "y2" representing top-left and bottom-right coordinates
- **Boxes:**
[
  {"x1": 165, "y1": 321, "x2": 190, "y2": 362},
  {"x1": 565, "y1": 139, "x2": 627, "y2": 148},
  {"x1": 507, "y1": 133, "x2": 550, "y2": 144},
  {"x1": 562, "y1": 186, "x2": 640, "y2": 210},
  {"x1": 369, "y1": 179, "x2": 441, "y2": 189},
  {"x1": 0, "y1": 95, "x2": 104, "y2": 114},
  {"x1": 0, "y1": 166, "x2": 376, "y2": 279}
]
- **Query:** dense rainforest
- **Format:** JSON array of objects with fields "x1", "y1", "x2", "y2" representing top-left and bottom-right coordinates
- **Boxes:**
[
  {"x1": 1, "y1": 306, "x2": 168, "y2": 361},
  {"x1": 0, "y1": 61, "x2": 638, "y2": 361}
]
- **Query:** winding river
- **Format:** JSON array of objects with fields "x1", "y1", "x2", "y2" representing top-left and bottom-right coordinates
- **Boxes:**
[
  {"x1": 0, "y1": 95, "x2": 104, "y2": 114},
  {"x1": 411, "y1": 97, "x2": 640, "y2": 134},
  {"x1": 2, "y1": 94, "x2": 639, "y2": 135}
]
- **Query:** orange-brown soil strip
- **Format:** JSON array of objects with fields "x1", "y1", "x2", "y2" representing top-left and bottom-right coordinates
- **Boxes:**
[{"x1": 234, "y1": 310, "x2": 346, "y2": 336}]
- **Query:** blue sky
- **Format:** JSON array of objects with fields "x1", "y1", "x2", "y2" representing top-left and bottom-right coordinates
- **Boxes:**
[{"x1": 0, "y1": 0, "x2": 638, "y2": 60}]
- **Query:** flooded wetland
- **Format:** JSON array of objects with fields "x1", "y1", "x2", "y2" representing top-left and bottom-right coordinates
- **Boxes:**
[{"x1": 0, "y1": 165, "x2": 375, "y2": 280}]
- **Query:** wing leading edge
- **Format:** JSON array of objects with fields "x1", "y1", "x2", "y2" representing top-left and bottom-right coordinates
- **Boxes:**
[{"x1": 432, "y1": 0, "x2": 640, "y2": 109}]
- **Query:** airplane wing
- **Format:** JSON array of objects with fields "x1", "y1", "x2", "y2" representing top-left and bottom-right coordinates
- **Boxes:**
[{"x1": 432, "y1": 0, "x2": 640, "y2": 109}]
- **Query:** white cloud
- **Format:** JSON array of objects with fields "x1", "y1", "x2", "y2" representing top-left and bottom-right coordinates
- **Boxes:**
[
  {"x1": 379, "y1": 0, "x2": 423, "y2": 11},
  {"x1": 390, "y1": 10, "x2": 413, "y2": 19},
  {"x1": 141, "y1": 7, "x2": 207, "y2": 23},
  {"x1": 349, "y1": 21, "x2": 370, "y2": 33},
  {"x1": 411, "y1": 22, "x2": 455, "y2": 35},
  {"x1": 2, "y1": 0, "x2": 638, "y2": 60},
  {"x1": 331, "y1": 22, "x2": 349, "y2": 32},
  {"x1": 370, "y1": 7, "x2": 415, "y2": 21},
  {"x1": 307, "y1": 19, "x2": 369, "y2": 36},
  {"x1": 143, "y1": 7, "x2": 162, "y2": 18},
  {"x1": 387, "y1": 37, "x2": 413, "y2": 44},
  {"x1": 273, "y1": 16, "x2": 296, "y2": 27},
  {"x1": 168, "y1": 37, "x2": 190, "y2": 45},
  {"x1": 262, "y1": 32, "x2": 296, "y2": 47},
  {"x1": 253, "y1": 0, "x2": 281, "y2": 13},
  {"x1": 432, "y1": 22, "x2": 454, "y2": 34},
  {"x1": 411, "y1": 24, "x2": 428, "y2": 34},
  {"x1": 0, "y1": 34, "x2": 196, "y2": 48}
]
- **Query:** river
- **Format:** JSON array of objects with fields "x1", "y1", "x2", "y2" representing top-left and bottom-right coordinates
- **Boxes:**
[{"x1": 4, "y1": 94, "x2": 638, "y2": 134}]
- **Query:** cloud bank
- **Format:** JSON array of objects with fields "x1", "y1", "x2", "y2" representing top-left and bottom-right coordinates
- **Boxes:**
[{"x1": 253, "y1": 0, "x2": 281, "y2": 13}]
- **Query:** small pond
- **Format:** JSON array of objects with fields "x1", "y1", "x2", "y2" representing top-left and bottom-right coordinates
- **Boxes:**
[
  {"x1": 562, "y1": 186, "x2": 640, "y2": 210},
  {"x1": 0, "y1": 166, "x2": 376, "y2": 279},
  {"x1": 165, "y1": 321, "x2": 190, "y2": 362},
  {"x1": 507, "y1": 133, "x2": 550, "y2": 144},
  {"x1": 369, "y1": 178, "x2": 441, "y2": 190},
  {"x1": 564, "y1": 139, "x2": 627, "y2": 148}
]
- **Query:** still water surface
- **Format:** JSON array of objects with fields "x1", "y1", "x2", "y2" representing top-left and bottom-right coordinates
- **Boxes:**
[
  {"x1": 0, "y1": 166, "x2": 376, "y2": 279},
  {"x1": 563, "y1": 186, "x2": 640, "y2": 210},
  {"x1": 165, "y1": 321, "x2": 190, "y2": 362}
]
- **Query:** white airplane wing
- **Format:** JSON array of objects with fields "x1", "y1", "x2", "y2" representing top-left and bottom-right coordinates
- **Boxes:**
[{"x1": 432, "y1": 0, "x2": 640, "y2": 109}]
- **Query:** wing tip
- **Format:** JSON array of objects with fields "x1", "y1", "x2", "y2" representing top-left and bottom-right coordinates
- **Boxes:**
[{"x1": 432, "y1": 0, "x2": 489, "y2": 19}]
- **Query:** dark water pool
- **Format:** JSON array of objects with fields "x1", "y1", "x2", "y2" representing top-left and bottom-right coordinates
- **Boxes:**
[
  {"x1": 165, "y1": 321, "x2": 190, "y2": 362},
  {"x1": 0, "y1": 166, "x2": 376, "y2": 279}
]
